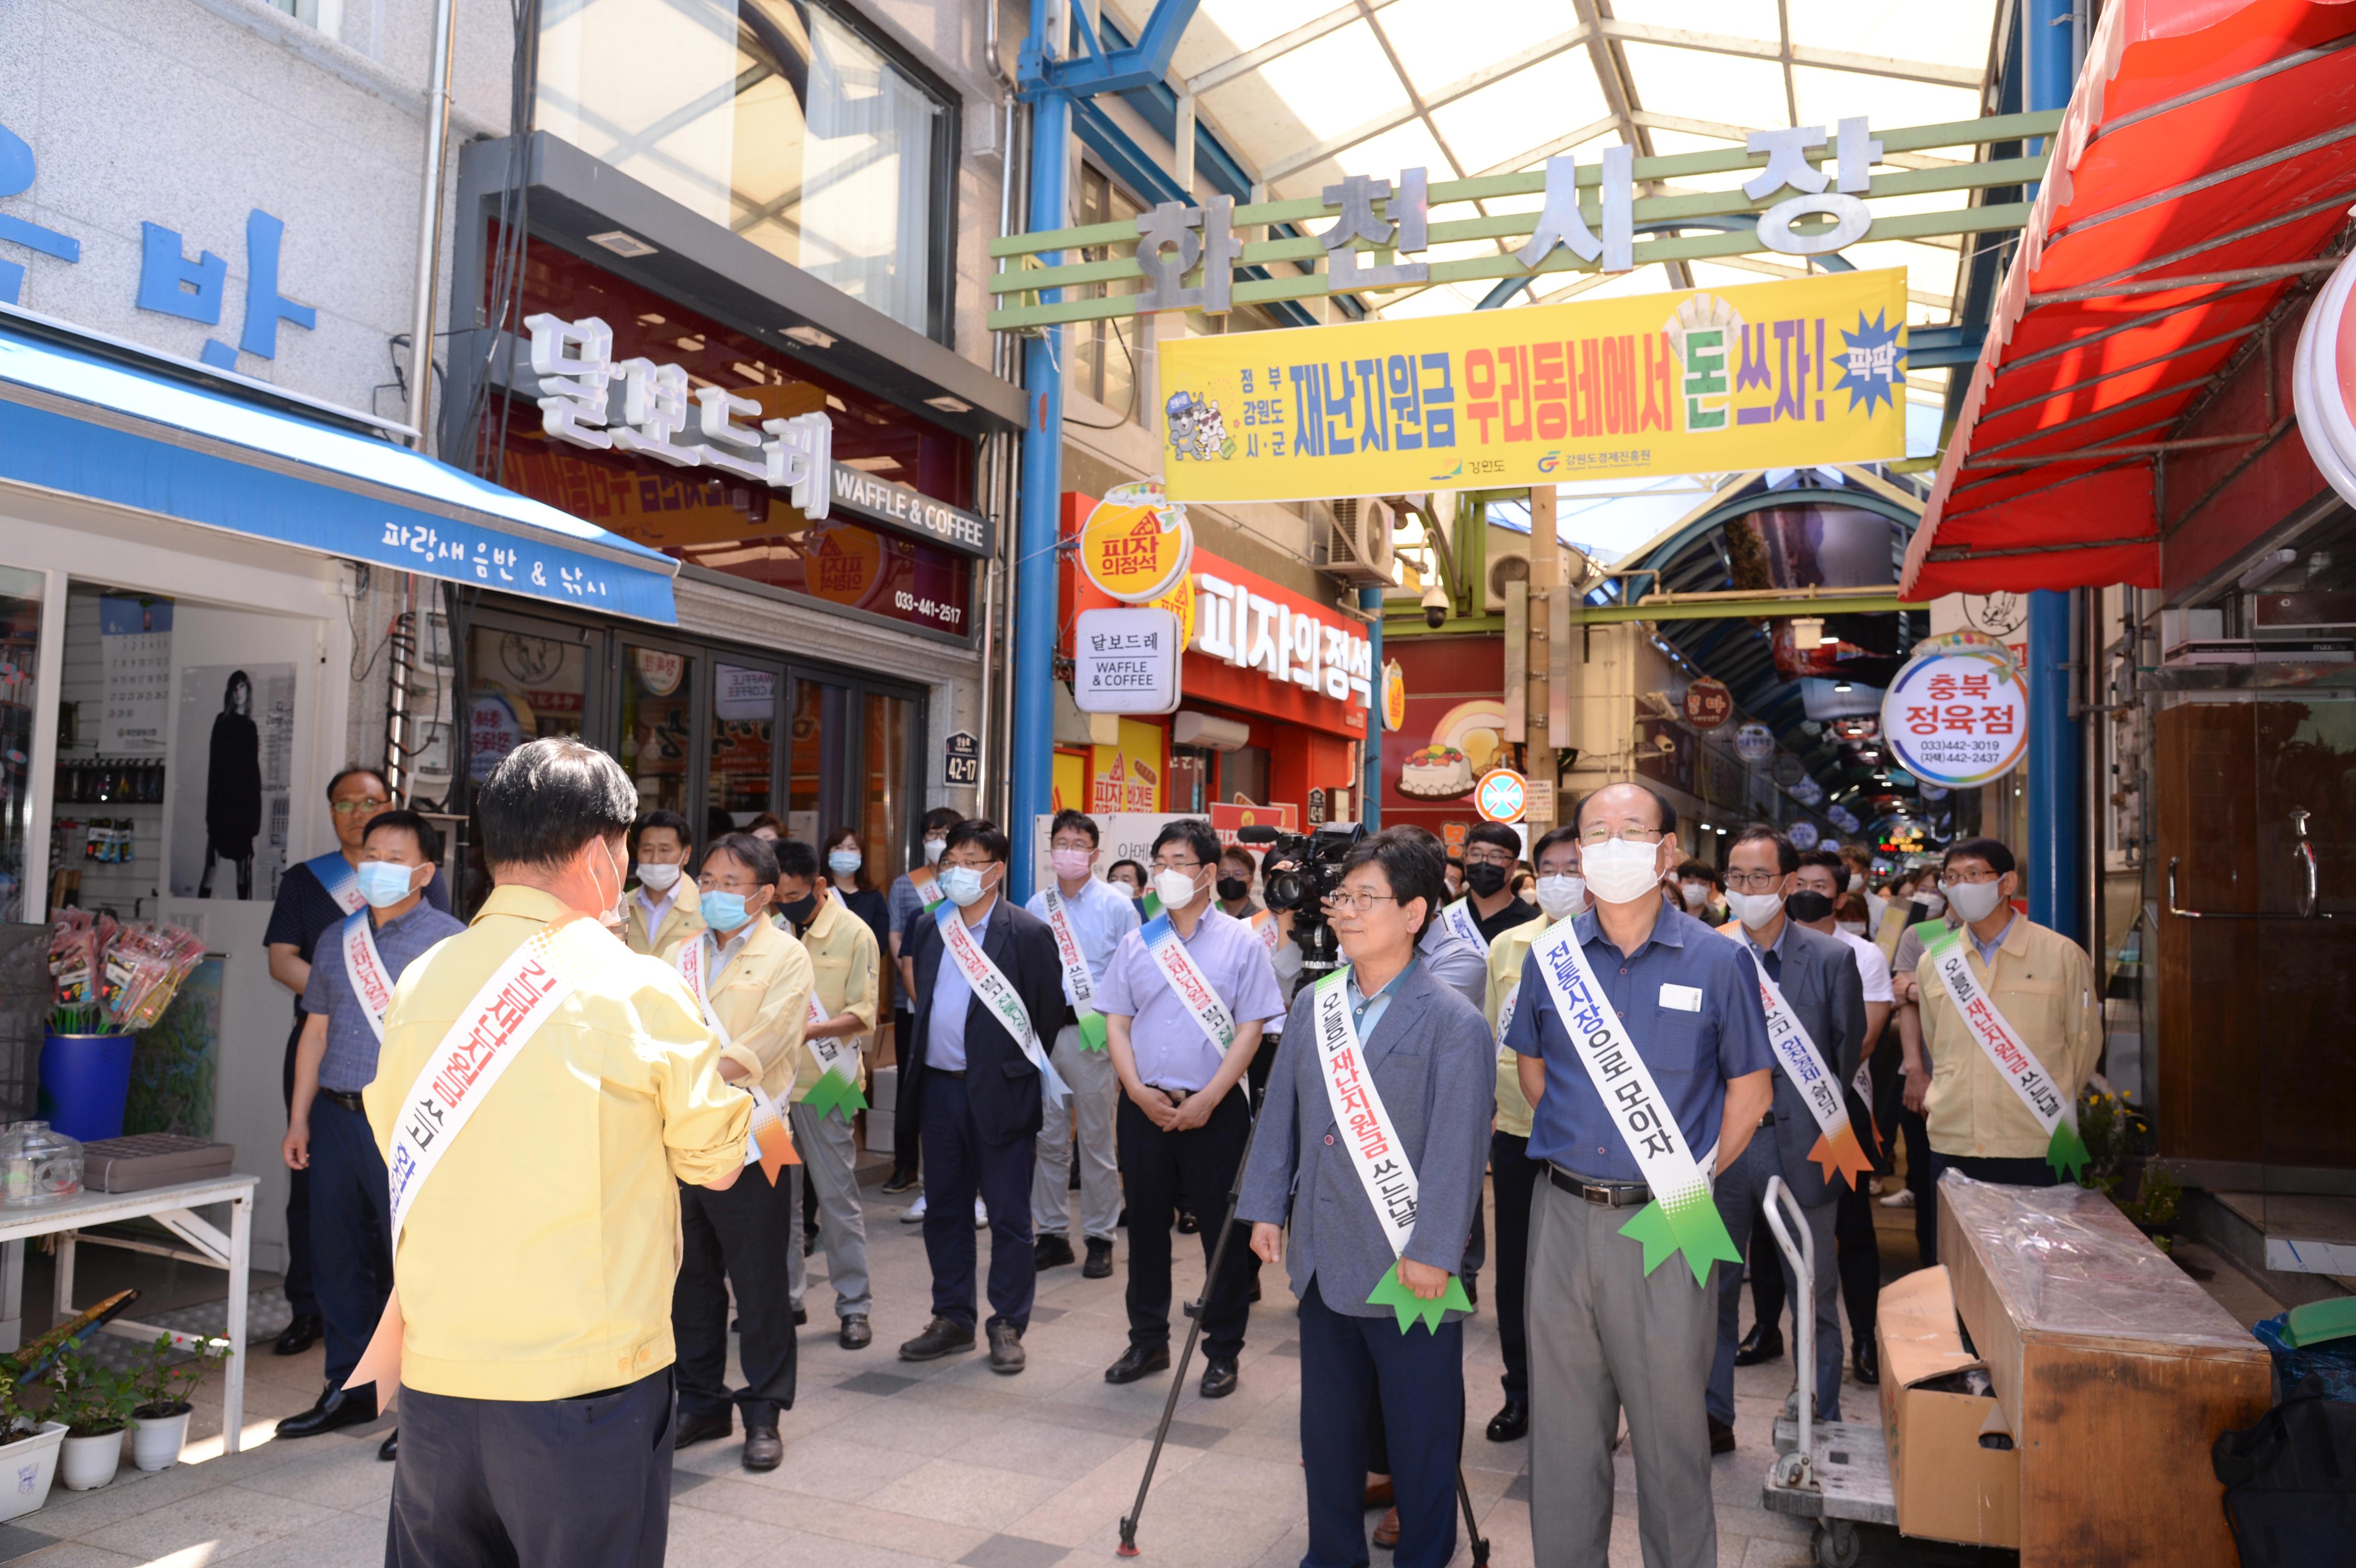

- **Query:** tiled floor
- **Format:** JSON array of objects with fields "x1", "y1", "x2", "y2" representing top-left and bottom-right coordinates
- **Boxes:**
[{"x1": 0, "y1": 1179, "x2": 1919, "y2": 1568}]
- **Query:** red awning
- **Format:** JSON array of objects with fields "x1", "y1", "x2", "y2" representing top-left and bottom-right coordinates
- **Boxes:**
[{"x1": 1902, "y1": 0, "x2": 2356, "y2": 598}]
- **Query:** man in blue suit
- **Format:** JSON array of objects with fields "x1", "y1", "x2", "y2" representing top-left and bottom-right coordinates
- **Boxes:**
[
  {"x1": 1241, "y1": 828, "x2": 1494, "y2": 1568},
  {"x1": 895, "y1": 820, "x2": 1069, "y2": 1375},
  {"x1": 1708, "y1": 825, "x2": 1870, "y2": 1445}
]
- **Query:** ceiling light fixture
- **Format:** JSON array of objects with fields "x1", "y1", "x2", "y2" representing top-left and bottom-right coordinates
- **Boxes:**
[
  {"x1": 1833, "y1": 679, "x2": 1854, "y2": 693},
  {"x1": 588, "y1": 230, "x2": 657, "y2": 259},
  {"x1": 924, "y1": 394, "x2": 973, "y2": 414},
  {"x1": 783, "y1": 324, "x2": 837, "y2": 349}
]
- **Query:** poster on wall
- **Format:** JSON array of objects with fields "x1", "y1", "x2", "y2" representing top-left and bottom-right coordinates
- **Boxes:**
[
  {"x1": 170, "y1": 663, "x2": 294, "y2": 901},
  {"x1": 99, "y1": 595, "x2": 173, "y2": 754}
]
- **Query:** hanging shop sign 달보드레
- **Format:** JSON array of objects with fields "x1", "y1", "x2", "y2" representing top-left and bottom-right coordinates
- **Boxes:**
[
  {"x1": 1880, "y1": 646, "x2": 2028, "y2": 789},
  {"x1": 1072, "y1": 607, "x2": 1184, "y2": 716},
  {"x1": 1154, "y1": 270, "x2": 1907, "y2": 503},
  {"x1": 1076, "y1": 480, "x2": 1194, "y2": 602}
]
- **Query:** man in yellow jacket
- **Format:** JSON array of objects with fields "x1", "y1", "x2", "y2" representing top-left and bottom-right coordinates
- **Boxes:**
[
  {"x1": 366, "y1": 739, "x2": 749, "y2": 1568},
  {"x1": 774, "y1": 837, "x2": 881, "y2": 1349},
  {"x1": 624, "y1": 808, "x2": 705, "y2": 960},
  {"x1": 669, "y1": 831, "x2": 814, "y2": 1472}
]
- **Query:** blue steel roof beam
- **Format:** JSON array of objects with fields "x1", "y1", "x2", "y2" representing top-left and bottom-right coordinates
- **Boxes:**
[{"x1": 1025, "y1": 0, "x2": 1206, "y2": 98}]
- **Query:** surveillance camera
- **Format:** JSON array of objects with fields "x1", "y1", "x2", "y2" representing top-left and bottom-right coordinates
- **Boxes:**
[
  {"x1": 1424, "y1": 603, "x2": 1447, "y2": 629},
  {"x1": 1419, "y1": 579, "x2": 1449, "y2": 630}
]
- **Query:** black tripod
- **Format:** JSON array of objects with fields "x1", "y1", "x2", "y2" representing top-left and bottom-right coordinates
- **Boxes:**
[{"x1": 1114, "y1": 1104, "x2": 1492, "y2": 1566}]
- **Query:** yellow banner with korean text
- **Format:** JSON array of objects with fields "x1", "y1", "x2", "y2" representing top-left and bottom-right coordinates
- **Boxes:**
[{"x1": 1156, "y1": 269, "x2": 1909, "y2": 503}]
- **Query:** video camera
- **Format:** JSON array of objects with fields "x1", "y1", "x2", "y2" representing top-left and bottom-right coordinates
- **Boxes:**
[{"x1": 1236, "y1": 821, "x2": 1364, "y2": 978}]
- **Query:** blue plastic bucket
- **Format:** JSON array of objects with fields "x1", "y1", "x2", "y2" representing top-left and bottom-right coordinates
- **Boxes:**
[{"x1": 36, "y1": 1031, "x2": 134, "y2": 1143}]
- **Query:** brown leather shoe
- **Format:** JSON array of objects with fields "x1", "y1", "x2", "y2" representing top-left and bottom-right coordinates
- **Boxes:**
[
  {"x1": 1709, "y1": 1414, "x2": 1737, "y2": 1455},
  {"x1": 1363, "y1": 1478, "x2": 1395, "y2": 1509},
  {"x1": 1372, "y1": 1506, "x2": 1401, "y2": 1549}
]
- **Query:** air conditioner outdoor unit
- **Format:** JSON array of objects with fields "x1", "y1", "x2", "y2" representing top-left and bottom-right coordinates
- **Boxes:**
[{"x1": 1320, "y1": 496, "x2": 1397, "y2": 585}]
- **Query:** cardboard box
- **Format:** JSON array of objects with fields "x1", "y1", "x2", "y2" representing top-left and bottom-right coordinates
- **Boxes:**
[{"x1": 1877, "y1": 1266, "x2": 2020, "y2": 1549}]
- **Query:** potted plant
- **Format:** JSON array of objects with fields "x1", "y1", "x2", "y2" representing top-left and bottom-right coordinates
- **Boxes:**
[
  {"x1": 127, "y1": 1334, "x2": 226, "y2": 1471},
  {"x1": 46, "y1": 1346, "x2": 135, "y2": 1492},
  {"x1": 0, "y1": 1369, "x2": 66, "y2": 1524},
  {"x1": 2076, "y1": 1089, "x2": 2181, "y2": 1249}
]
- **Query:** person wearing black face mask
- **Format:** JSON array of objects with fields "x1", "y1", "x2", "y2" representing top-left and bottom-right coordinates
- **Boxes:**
[{"x1": 1455, "y1": 822, "x2": 1534, "y2": 948}]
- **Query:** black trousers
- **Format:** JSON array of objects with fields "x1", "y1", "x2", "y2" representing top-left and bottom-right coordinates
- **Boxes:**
[
  {"x1": 309, "y1": 1098, "x2": 393, "y2": 1386},
  {"x1": 281, "y1": 1016, "x2": 317, "y2": 1316},
  {"x1": 1746, "y1": 1180, "x2": 1882, "y2": 1350},
  {"x1": 387, "y1": 1368, "x2": 672, "y2": 1568},
  {"x1": 919, "y1": 1071, "x2": 1036, "y2": 1332},
  {"x1": 1920, "y1": 1152, "x2": 2059, "y2": 1266},
  {"x1": 673, "y1": 1172, "x2": 797, "y2": 1425},
  {"x1": 1115, "y1": 1085, "x2": 1257, "y2": 1363},
  {"x1": 1300, "y1": 1279, "x2": 1463, "y2": 1568},
  {"x1": 891, "y1": 1011, "x2": 921, "y2": 1180},
  {"x1": 1900, "y1": 1106, "x2": 1937, "y2": 1264},
  {"x1": 1490, "y1": 1130, "x2": 1545, "y2": 1399}
]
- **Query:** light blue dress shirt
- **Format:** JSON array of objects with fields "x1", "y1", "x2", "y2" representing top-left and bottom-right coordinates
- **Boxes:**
[
  {"x1": 1025, "y1": 875, "x2": 1142, "y2": 1005},
  {"x1": 1970, "y1": 912, "x2": 2017, "y2": 969},
  {"x1": 926, "y1": 899, "x2": 995, "y2": 1073}
]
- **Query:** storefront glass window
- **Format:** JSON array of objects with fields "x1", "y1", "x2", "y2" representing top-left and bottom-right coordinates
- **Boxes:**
[
  {"x1": 709, "y1": 662, "x2": 780, "y2": 830},
  {"x1": 537, "y1": 0, "x2": 951, "y2": 338},
  {"x1": 621, "y1": 645, "x2": 694, "y2": 821},
  {"x1": 861, "y1": 690, "x2": 912, "y2": 892},
  {"x1": 1222, "y1": 744, "x2": 1271, "y2": 807},
  {"x1": 467, "y1": 624, "x2": 588, "y2": 785},
  {"x1": 787, "y1": 676, "x2": 843, "y2": 846},
  {"x1": 1169, "y1": 747, "x2": 1210, "y2": 815},
  {"x1": 0, "y1": 568, "x2": 41, "y2": 922}
]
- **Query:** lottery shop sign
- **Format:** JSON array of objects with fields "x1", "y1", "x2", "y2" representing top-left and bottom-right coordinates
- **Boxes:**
[
  {"x1": 1881, "y1": 648, "x2": 2028, "y2": 788},
  {"x1": 1157, "y1": 269, "x2": 1906, "y2": 504}
]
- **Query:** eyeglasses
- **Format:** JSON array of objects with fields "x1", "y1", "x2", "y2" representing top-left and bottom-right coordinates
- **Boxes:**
[
  {"x1": 1323, "y1": 889, "x2": 1403, "y2": 913},
  {"x1": 1578, "y1": 825, "x2": 1666, "y2": 845},
  {"x1": 331, "y1": 798, "x2": 391, "y2": 816},
  {"x1": 1942, "y1": 870, "x2": 2001, "y2": 887},
  {"x1": 1723, "y1": 870, "x2": 1785, "y2": 892},
  {"x1": 1462, "y1": 847, "x2": 1515, "y2": 866},
  {"x1": 1151, "y1": 859, "x2": 1203, "y2": 872},
  {"x1": 941, "y1": 855, "x2": 999, "y2": 872}
]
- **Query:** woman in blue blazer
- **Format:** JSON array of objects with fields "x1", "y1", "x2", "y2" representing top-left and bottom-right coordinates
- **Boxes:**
[{"x1": 1239, "y1": 828, "x2": 1496, "y2": 1568}]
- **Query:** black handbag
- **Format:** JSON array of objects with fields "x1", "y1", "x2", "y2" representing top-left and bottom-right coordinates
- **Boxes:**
[{"x1": 2213, "y1": 1373, "x2": 2356, "y2": 1566}]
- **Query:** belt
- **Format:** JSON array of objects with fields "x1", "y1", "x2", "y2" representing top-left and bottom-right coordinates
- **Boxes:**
[
  {"x1": 932, "y1": 1068, "x2": 966, "y2": 1079},
  {"x1": 1757, "y1": 1111, "x2": 1776, "y2": 1129},
  {"x1": 1547, "y1": 1165, "x2": 1651, "y2": 1207},
  {"x1": 321, "y1": 1089, "x2": 367, "y2": 1113}
]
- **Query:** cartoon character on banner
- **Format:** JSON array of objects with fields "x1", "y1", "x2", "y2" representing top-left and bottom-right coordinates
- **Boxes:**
[{"x1": 1166, "y1": 391, "x2": 1236, "y2": 463}]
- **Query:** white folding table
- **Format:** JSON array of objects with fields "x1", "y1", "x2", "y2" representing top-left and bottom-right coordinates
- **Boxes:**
[{"x1": 0, "y1": 1175, "x2": 258, "y2": 1454}]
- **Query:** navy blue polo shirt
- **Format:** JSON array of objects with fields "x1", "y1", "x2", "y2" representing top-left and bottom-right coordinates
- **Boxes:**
[{"x1": 1504, "y1": 904, "x2": 1773, "y2": 1181}]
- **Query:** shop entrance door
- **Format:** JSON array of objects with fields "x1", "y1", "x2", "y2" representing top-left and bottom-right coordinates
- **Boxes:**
[{"x1": 2154, "y1": 697, "x2": 2356, "y2": 1173}]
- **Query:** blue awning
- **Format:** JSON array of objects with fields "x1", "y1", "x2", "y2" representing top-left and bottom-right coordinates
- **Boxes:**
[{"x1": 0, "y1": 326, "x2": 677, "y2": 624}]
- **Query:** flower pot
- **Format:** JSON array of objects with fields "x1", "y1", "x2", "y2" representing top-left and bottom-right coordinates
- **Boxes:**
[
  {"x1": 36, "y1": 1032, "x2": 134, "y2": 1143},
  {"x1": 130, "y1": 1406, "x2": 191, "y2": 1471},
  {"x1": 0, "y1": 1423, "x2": 66, "y2": 1522},
  {"x1": 57, "y1": 1430, "x2": 122, "y2": 1492}
]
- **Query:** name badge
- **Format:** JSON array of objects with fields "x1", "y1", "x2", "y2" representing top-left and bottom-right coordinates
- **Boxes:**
[{"x1": 1658, "y1": 983, "x2": 1703, "y2": 1013}]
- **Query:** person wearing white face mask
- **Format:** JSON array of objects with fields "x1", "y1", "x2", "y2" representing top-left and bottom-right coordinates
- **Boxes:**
[
  {"x1": 1502, "y1": 783, "x2": 1774, "y2": 1568},
  {"x1": 1024, "y1": 810, "x2": 1140, "y2": 1279},
  {"x1": 1675, "y1": 860, "x2": 1727, "y2": 928},
  {"x1": 1094, "y1": 819, "x2": 1287, "y2": 1398},
  {"x1": 624, "y1": 809, "x2": 704, "y2": 961},
  {"x1": 1475, "y1": 825, "x2": 1585, "y2": 1447},
  {"x1": 897, "y1": 819, "x2": 1069, "y2": 1374},
  {"x1": 1908, "y1": 837, "x2": 2096, "y2": 1265},
  {"x1": 884, "y1": 807, "x2": 969, "y2": 1198},
  {"x1": 1703, "y1": 827, "x2": 1868, "y2": 1452},
  {"x1": 278, "y1": 810, "x2": 464, "y2": 1453}
]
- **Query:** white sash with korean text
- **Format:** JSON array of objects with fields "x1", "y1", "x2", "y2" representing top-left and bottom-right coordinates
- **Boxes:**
[
  {"x1": 804, "y1": 989, "x2": 860, "y2": 1088},
  {"x1": 339, "y1": 911, "x2": 395, "y2": 1045},
  {"x1": 1310, "y1": 969, "x2": 1419, "y2": 1259},
  {"x1": 307, "y1": 850, "x2": 364, "y2": 916},
  {"x1": 936, "y1": 903, "x2": 1067, "y2": 1103},
  {"x1": 676, "y1": 935, "x2": 793, "y2": 1164},
  {"x1": 1442, "y1": 899, "x2": 1488, "y2": 957},
  {"x1": 1250, "y1": 909, "x2": 1282, "y2": 955},
  {"x1": 1735, "y1": 941, "x2": 1871, "y2": 1187},
  {"x1": 1141, "y1": 913, "x2": 1237, "y2": 1055},
  {"x1": 1038, "y1": 887, "x2": 1100, "y2": 1013},
  {"x1": 1493, "y1": 981, "x2": 1522, "y2": 1062},
  {"x1": 1921, "y1": 923, "x2": 2085, "y2": 1173}
]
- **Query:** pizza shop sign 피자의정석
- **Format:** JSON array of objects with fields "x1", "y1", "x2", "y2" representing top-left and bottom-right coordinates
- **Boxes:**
[{"x1": 1189, "y1": 572, "x2": 1373, "y2": 714}]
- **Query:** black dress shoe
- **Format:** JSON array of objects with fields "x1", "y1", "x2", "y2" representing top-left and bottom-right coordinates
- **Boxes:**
[
  {"x1": 1708, "y1": 1415, "x2": 1737, "y2": 1455},
  {"x1": 1199, "y1": 1360, "x2": 1238, "y2": 1399},
  {"x1": 1485, "y1": 1398, "x2": 1528, "y2": 1442},
  {"x1": 1035, "y1": 1233, "x2": 1077, "y2": 1271},
  {"x1": 742, "y1": 1425, "x2": 783, "y2": 1471},
  {"x1": 1083, "y1": 1238, "x2": 1115, "y2": 1279},
  {"x1": 377, "y1": 1428, "x2": 398, "y2": 1462},
  {"x1": 276, "y1": 1381, "x2": 377, "y2": 1439},
  {"x1": 1175, "y1": 1209, "x2": 1199, "y2": 1235},
  {"x1": 840, "y1": 1315, "x2": 873, "y2": 1350},
  {"x1": 899, "y1": 1317, "x2": 976, "y2": 1361},
  {"x1": 802, "y1": 1231, "x2": 818, "y2": 1257},
  {"x1": 793, "y1": 1306, "x2": 808, "y2": 1327},
  {"x1": 987, "y1": 1321, "x2": 1026, "y2": 1375},
  {"x1": 273, "y1": 1314, "x2": 323, "y2": 1357},
  {"x1": 881, "y1": 1172, "x2": 919, "y2": 1196},
  {"x1": 674, "y1": 1408, "x2": 733, "y2": 1448},
  {"x1": 1104, "y1": 1344, "x2": 1171, "y2": 1384},
  {"x1": 1852, "y1": 1340, "x2": 1879, "y2": 1386},
  {"x1": 1733, "y1": 1325, "x2": 1785, "y2": 1367},
  {"x1": 1069, "y1": 1163, "x2": 1083, "y2": 1191}
]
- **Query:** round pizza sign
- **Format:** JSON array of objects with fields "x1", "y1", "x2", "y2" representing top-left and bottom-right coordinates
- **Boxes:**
[
  {"x1": 1077, "y1": 480, "x2": 1193, "y2": 603},
  {"x1": 1474, "y1": 767, "x2": 1528, "y2": 824},
  {"x1": 1880, "y1": 648, "x2": 2029, "y2": 788}
]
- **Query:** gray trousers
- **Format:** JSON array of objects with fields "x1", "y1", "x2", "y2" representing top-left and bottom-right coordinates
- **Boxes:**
[
  {"x1": 1707, "y1": 1133, "x2": 1841, "y2": 1425},
  {"x1": 786, "y1": 1098, "x2": 873, "y2": 1320},
  {"x1": 1031, "y1": 1025, "x2": 1120, "y2": 1242},
  {"x1": 1528, "y1": 1174, "x2": 1718, "y2": 1568}
]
